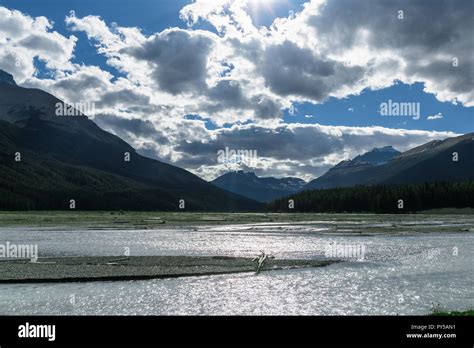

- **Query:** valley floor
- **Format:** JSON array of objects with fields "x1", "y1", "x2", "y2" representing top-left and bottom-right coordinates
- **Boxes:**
[{"x1": 1, "y1": 210, "x2": 473, "y2": 234}]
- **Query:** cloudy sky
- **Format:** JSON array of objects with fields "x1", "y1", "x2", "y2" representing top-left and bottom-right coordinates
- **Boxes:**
[{"x1": 0, "y1": 0, "x2": 473, "y2": 181}]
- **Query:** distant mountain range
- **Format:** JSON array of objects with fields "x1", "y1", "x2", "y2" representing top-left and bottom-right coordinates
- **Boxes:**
[
  {"x1": 212, "y1": 134, "x2": 474, "y2": 203},
  {"x1": 212, "y1": 171, "x2": 306, "y2": 203},
  {"x1": 0, "y1": 69, "x2": 261, "y2": 211},
  {"x1": 302, "y1": 134, "x2": 474, "y2": 191},
  {"x1": 216, "y1": 133, "x2": 474, "y2": 202}
]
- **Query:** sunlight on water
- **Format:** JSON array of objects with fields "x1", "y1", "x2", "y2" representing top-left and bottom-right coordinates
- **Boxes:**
[{"x1": 0, "y1": 217, "x2": 473, "y2": 315}]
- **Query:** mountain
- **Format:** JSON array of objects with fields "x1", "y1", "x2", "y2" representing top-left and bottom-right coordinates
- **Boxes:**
[
  {"x1": 0, "y1": 70, "x2": 16, "y2": 86},
  {"x1": 302, "y1": 135, "x2": 474, "y2": 191},
  {"x1": 212, "y1": 170, "x2": 306, "y2": 202},
  {"x1": 352, "y1": 146, "x2": 400, "y2": 165},
  {"x1": 303, "y1": 146, "x2": 401, "y2": 190},
  {"x1": 0, "y1": 69, "x2": 261, "y2": 211}
]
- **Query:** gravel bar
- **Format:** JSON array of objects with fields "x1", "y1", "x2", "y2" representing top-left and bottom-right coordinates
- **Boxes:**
[{"x1": 0, "y1": 256, "x2": 339, "y2": 283}]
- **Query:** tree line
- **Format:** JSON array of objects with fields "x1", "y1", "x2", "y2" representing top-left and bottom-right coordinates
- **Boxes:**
[{"x1": 267, "y1": 181, "x2": 474, "y2": 213}]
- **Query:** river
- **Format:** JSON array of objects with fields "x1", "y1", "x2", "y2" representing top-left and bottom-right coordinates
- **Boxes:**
[{"x1": 0, "y1": 216, "x2": 473, "y2": 315}]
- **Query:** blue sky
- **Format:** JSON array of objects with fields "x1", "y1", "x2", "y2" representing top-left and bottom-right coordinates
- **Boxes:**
[
  {"x1": 283, "y1": 82, "x2": 474, "y2": 134},
  {"x1": 0, "y1": 0, "x2": 472, "y2": 180}
]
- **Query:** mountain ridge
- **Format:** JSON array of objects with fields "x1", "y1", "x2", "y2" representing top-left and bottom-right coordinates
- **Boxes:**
[
  {"x1": 0, "y1": 69, "x2": 262, "y2": 211},
  {"x1": 212, "y1": 170, "x2": 306, "y2": 203},
  {"x1": 302, "y1": 134, "x2": 473, "y2": 191}
]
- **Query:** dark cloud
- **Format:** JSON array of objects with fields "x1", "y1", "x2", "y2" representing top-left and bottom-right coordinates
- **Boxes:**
[
  {"x1": 94, "y1": 113, "x2": 169, "y2": 145},
  {"x1": 405, "y1": 59, "x2": 473, "y2": 95},
  {"x1": 205, "y1": 79, "x2": 246, "y2": 110},
  {"x1": 176, "y1": 125, "x2": 344, "y2": 162},
  {"x1": 97, "y1": 89, "x2": 151, "y2": 108},
  {"x1": 311, "y1": 0, "x2": 471, "y2": 52},
  {"x1": 308, "y1": 0, "x2": 474, "y2": 99},
  {"x1": 18, "y1": 34, "x2": 65, "y2": 53},
  {"x1": 260, "y1": 41, "x2": 364, "y2": 100},
  {"x1": 202, "y1": 79, "x2": 283, "y2": 119},
  {"x1": 251, "y1": 94, "x2": 283, "y2": 119},
  {"x1": 53, "y1": 73, "x2": 105, "y2": 92},
  {"x1": 124, "y1": 29, "x2": 214, "y2": 95}
]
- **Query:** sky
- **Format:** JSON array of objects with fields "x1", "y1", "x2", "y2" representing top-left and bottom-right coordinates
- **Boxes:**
[{"x1": 0, "y1": 0, "x2": 472, "y2": 181}]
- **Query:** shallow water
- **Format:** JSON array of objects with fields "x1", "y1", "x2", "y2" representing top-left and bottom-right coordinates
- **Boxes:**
[{"x1": 0, "y1": 218, "x2": 473, "y2": 315}]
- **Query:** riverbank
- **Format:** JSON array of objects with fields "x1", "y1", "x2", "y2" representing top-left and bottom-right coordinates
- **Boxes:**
[
  {"x1": 0, "y1": 256, "x2": 339, "y2": 283},
  {"x1": 431, "y1": 309, "x2": 474, "y2": 316},
  {"x1": 1, "y1": 211, "x2": 473, "y2": 234}
]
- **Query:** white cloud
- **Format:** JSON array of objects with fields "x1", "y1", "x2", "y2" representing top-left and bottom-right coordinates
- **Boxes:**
[
  {"x1": 427, "y1": 113, "x2": 444, "y2": 120},
  {"x1": 0, "y1": 6, "x2": 77, "y2": 81}
]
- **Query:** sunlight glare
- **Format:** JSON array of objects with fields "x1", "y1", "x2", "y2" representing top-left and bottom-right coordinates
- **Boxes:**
[{"x1": 246, "y1": 0, "x2": 291, "y2": 26}]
